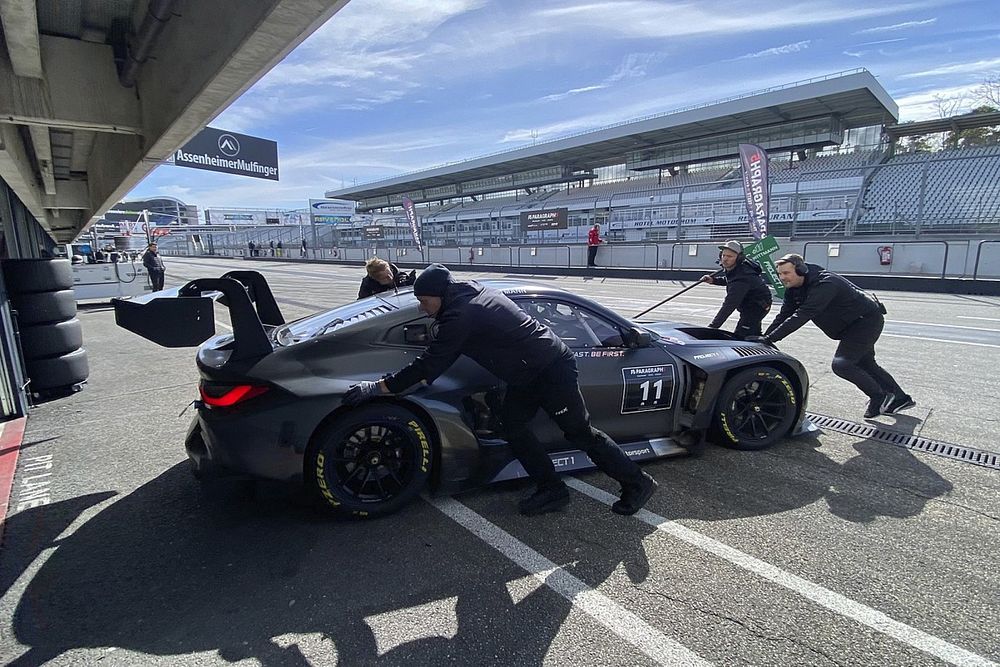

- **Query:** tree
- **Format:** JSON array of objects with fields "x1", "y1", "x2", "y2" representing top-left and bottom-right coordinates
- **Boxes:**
[{"x1": 976, "y1": 72, "x2": 1000, "y2": 108}]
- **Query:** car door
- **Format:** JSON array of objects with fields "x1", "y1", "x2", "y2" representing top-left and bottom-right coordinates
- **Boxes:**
[{"x1": 515, "y1": 297, "x2": 681, "y2": 446}]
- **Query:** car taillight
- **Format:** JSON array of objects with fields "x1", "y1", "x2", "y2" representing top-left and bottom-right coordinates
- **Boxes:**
[{"x1": 199, "y1": 383, "x2": 269, "y2": 407}]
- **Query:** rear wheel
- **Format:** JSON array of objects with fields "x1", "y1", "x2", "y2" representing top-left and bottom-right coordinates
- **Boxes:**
[
  {"x1": 308, "y1": 404, "x2": 433, "y2": 518},
  {"x1": 712, "y1": 366, "x2": 797, "y2": 450}
]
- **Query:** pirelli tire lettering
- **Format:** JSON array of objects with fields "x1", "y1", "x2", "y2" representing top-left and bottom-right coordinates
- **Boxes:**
[
  {"x1": 310, "y1": 405, "x2": 433, "y2": 518},
  {"x1": 712, "y1": 366, "x2": 798, "y2": 451}
]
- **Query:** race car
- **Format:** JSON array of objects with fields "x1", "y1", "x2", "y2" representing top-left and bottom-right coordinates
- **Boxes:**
[{"x1": 115, "y1": 270, "x2": 813, "y2": 518}]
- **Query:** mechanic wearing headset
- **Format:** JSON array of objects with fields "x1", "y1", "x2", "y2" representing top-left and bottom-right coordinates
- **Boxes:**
[
  {"x1": 748, "y1": 254, "x2": 915, "y2": 419},
  {"x1": 700, "y1": 239, "x2": 772, "y2": 338},
  {"x1": 344, "y1": 263, "x2": 658, "y2": 517},
  {"x1": 357, "y1": 257, "x2": 417, "y2": 299}
]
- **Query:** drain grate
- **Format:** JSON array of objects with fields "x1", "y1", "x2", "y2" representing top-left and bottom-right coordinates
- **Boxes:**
[{"x1": 805, "y1": 412, "x2": 1000, "y2": 470}]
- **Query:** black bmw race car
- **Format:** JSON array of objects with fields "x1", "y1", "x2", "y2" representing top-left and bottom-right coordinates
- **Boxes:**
[{"x1": 115, "y1": 270, "x2": 814, "y2": 518}]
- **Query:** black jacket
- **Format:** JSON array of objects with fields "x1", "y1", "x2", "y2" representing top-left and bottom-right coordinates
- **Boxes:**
[
  {"x1": 142, "y1": 251, "x2": 164, "y2": 272},
  {"x1": 383, "y1": 281, "x2": 569, "y2": 393},
  {"x1": 709, "y1": 258, "x2": 772, "y2": 328},
  {"x1": 765, "y1": 264, "x2": 881, "y2": 341},
  {"x1": 357, "y1": 263, "x2": 416, "y2": 299}
]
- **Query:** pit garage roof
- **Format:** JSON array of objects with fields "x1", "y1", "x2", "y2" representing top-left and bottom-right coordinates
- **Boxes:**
[
  {"x1": 327, "y1": 68, "x2": 897, "y2": 202},
  {"x1": 1, "y1": 0, "x2": 349, "y2": 243}
]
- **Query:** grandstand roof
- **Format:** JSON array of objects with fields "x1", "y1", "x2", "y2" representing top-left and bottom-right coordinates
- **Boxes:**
[
  {"x1": 884, "y1": 110, "x2": 1000, "y2": 140},
  {"x1": 327, "y1": 69, "x2": 897, "y2": 203}
]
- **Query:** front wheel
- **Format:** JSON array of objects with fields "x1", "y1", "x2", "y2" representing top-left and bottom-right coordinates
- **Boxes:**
[
  {"x1": 712, "y1": 366, "x2": 797, "y2": 450},
  {"x1": 308, "y1": 405, "x2": 433, "y2": 518}
]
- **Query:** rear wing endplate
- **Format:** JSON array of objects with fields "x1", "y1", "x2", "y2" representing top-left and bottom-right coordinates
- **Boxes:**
[{"x1": 114, "y1": 270, "x2": 285, "y2": 361}]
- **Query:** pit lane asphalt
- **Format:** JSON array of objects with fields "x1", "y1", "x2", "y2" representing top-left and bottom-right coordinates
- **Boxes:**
[{"x1": 0, "y1": 256, "x2": 996, "y2": 666}]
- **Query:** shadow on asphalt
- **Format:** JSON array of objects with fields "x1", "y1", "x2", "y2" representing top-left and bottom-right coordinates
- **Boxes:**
[
  {"x1": 4, "y1": 464, "x2": 654, "y2": 665},
  {"x1": 657, "y1": 435, "x2": 953, "y2": 526}
]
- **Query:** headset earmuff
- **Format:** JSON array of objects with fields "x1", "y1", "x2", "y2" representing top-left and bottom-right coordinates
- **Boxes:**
[{"x1": 796, "y1": 261, "x2": 808, "y2": 276}]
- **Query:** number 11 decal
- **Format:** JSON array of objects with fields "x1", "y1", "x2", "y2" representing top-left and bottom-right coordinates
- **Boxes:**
[{"x1": 621, "y1": 365, "x2": 676, "y2": 414}]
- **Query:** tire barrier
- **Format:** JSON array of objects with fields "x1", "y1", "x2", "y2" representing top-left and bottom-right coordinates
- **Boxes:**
[{"x1": 1, "y1": 258, "x2": 89, "y2": 395}]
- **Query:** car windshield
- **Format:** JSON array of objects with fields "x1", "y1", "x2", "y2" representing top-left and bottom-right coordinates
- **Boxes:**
[{"x1": 273, "y1": 291, "x2": 414, "y2": 346}]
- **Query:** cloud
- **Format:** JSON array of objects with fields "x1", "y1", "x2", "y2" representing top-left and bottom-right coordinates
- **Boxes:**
[
  {"x1": 539, "y1": 85, "x2": 609, "y2": 102},
  {"x1": 898, "y1": 57, "x2": 1000, "y2": 79},
  {"x1": 854, "y1": 37, "x2": 908, "y2": 47},
  {"x1": 608, "y1": 52, "x2": 666, "y2": 81},
  {"x1": 854, "y1": 17, "x2": 937, "y2": 34},
  {"x1": 843, "y1": 50, "x2": 864, "y2": 58},
  {"x1": 532, "y1": 1, "x2": 929, "y2": 38},
  {"x1": 737, "y1": 40, "x2": 811, "y2": 59}
]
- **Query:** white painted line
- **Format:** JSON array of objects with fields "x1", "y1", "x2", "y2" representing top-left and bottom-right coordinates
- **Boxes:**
[
  {"x1": 429, "y1": 496, "x2": 711, "y2": 666},
  {"x1": 216, "y1": 321, "x2": 232, "y2": 330},
  {"x1": 957, "y1": 315, "x2": 1000, "y2": 322},
  {"x1": 565, "y1": 478, "x2": 998, "y2": 667},
  {"x1": 888, "y1": 320, "x2": 1000, "y2": 333},
  {"x1": 882, "y1": 333, "x2": 1000, "y2": 349}
]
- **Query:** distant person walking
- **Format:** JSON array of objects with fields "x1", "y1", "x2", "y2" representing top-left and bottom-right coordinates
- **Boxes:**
[
  {"x1": 300, "y1": 239, "x2": 308, "y2": 257},
  {"x1": 276, "y1": 240, "x2": 284, "y2": 257},
  {"x1": 248, "y1": 240, "x2": 255, "y2": 257},
  {"x1": 269, "y1": 240, "x2": 275, "y2": 256},
  {"x1": 701, "y1": 240, "x2": 772, "y2": 338},
  {"x1": 587, "y1": 223, "x2": 604, "y2": 267},
  {"x1": 143, "y1": 242, "x2": 165, "y2": 291},
  {"x1": 750, "y1": 254, "x2": 914, "y2": 419}
]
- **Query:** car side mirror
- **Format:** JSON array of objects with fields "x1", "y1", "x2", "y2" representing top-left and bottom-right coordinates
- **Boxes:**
[
  {"x1": 624, "y1": 326, "x2": 652, "y2": 348},
  {"x1": 404, "y1": 323, "x2": 430, "y2": 345}
]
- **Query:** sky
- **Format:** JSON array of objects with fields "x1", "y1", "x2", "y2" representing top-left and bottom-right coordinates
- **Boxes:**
[{"x1": 126, "y1": 0, "x2": 1000, "y2": 213}]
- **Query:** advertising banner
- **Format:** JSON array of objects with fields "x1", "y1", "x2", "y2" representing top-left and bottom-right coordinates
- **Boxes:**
[
  {"x1": 175, "y1": 127, "x2": 279, "y2": 181},
  {"x1": 521, "y1": 208, "x2": 568, "y2": 232},
  {"x1": 744, "y1": 234, "x2": 785, "y2": 298},
  {"x1": 309, "y1": 198, "x2": 355, "y2": 224},
  {"x1": 363, "y1": 225, "x2": 385, "y2": 240},
  {"x1": 402, "y1": 198, "x2": 423, "y2": 248},
  {"x1": 738, "y1": 143, "x2": 769, "y2": 239}
]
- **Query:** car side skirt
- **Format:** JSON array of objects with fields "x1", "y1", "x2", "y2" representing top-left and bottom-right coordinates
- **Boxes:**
[{"x1": 487, "y1": 438, "x2": 687, "y2": 484}]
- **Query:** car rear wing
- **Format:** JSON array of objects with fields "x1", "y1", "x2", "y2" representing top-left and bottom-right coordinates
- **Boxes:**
[{"x1": 114, "y1": 270, "x2": 284, "y2": 361}]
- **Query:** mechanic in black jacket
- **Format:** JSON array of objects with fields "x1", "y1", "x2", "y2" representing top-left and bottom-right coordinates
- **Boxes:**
[
  {"x1": 345, "y1": 263, "x2": 658, "y2": 516},
  {"x1": 700, "y1": 240, "x2": 772, "y2": 337},
  {"x1": 357, "y1": 257, "x2": 417, "y2": 299},
  {"x1": 751, "y1": 254, "x2": 914, "y2": 419}
]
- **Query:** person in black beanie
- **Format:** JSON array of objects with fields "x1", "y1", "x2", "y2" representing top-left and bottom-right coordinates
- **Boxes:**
[{"x1": 344, "y1": 263, "x2": 658, "y2": 516}]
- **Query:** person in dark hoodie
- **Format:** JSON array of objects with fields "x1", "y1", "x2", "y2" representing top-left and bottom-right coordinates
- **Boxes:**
[
  {"x1": 142, "y1": 242, "x2": 165, "y2": 291},
  {"x1": 750, "y1": 253, "x2": 914, "y2": 419},
  {"x1": 700, "y1": 240, "x2": 772, "y2": 338},
  {"x1": 344, "y1": 263, "x2": 658, "y2": 517},
  {"x1": 357, "y1": 257, "x2": 417, "y2": 299}
]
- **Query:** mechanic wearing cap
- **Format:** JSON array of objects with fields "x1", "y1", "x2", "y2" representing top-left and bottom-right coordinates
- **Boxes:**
[
  {"x1": 357, "y1": 257, "x2": 417, "y2": 299},
  {"x1": 344, "y1": 263, "x2": 658, "y2": 517},
  {"x1": 749, "y1": 253, "x2": 914, "y2": 419},
  {"x1": 700, "y1": 240, "x2": 772, "y2": 338}
]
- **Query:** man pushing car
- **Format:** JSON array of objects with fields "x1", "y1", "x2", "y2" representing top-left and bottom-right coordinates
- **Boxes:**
[{"x1": 344, "y1": 263, "x2": 658, "y2": 517}]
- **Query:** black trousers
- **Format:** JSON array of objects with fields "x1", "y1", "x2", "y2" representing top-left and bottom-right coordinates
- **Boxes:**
[
  {"x1": 831, "y1": 313, "x2": 903, "y2": 400},
  {"x1": 733, "y1": 302, "x2": 770, "y2": 338},
  {"x1": 149, "y1": 270, "x2": 165, "y2": 291},
  {"x1": 501, "y1": 356, "x2": 641, "y2": 488},
  {"x1": 587, "y1": 245, "x2": 599, "y2": 266}
]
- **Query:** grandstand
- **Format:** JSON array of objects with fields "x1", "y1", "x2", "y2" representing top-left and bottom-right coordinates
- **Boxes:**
[{"x1": 316, "y1": 68, "x2": 999, "y2": 248}]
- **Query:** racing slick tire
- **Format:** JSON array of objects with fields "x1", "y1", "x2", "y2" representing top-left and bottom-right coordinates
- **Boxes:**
[
  {"x1": 25, "y1": 348, "x2": 89, "y2": 392},
  {"x1": 711, "y1": 366, "x2": 797, "y2": 451},
  {"x1": 20, "y1": 318, "x2": 84, "y2": 361},
  {"x1": 308, "y1": 404, "x2": 433, "y2": 518},
  {"x1": 10, "y1": 289, "x2": 77, "y2": 326},
  {"x1": 1, "y1": 258, "x2": 73, "y2": 294}
]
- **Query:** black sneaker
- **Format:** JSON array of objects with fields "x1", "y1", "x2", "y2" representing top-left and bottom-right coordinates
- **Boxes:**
[
  {"x1": 612, "y1": 472, "x2": 658, "y2": 516},
  {"x1": 864, "y1": 394, "x2": 888, "y2": 419},
  {"x1": 882, "y1": 393, "x2": 916, "y2": 414},
  {"x1": 518, "y1": 482, "x2": 571, "y2": 516}
]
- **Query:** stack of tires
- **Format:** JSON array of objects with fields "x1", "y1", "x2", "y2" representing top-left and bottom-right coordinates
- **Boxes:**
[{"x1": 1, "y1": 258, "x2": 89, "y2": 396}]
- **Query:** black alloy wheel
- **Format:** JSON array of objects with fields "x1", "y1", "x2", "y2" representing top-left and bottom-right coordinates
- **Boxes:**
[
  {"x1": 309, "y1": 405, "x2": 432, "y2": 518},
  {"x1": 712, "y1": 366, "x2": 798, "y2": 450}
]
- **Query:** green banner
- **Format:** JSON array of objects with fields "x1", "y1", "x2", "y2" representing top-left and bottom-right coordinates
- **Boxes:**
[{"x1": 744, "y1": 235, "x2": 785, "y2": 299}]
